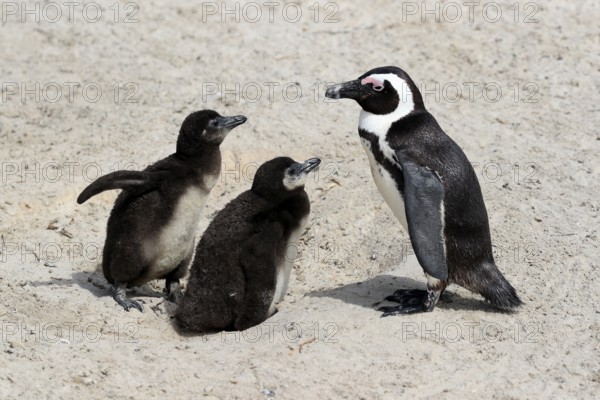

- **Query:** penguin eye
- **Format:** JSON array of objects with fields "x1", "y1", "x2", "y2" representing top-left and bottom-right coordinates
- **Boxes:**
[
  {"x1": 287, "y1": 165, "x2": 299, "y2": 175},
  {"x1": 373, "y1": 85, "x2": 384, "y2": 92}
]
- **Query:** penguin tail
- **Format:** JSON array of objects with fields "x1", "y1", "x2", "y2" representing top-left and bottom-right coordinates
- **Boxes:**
[{"x1": 465, "y1": 262, "x2": 523, "y2": 310}]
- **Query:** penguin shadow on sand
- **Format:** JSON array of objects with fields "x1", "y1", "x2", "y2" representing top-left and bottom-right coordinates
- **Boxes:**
[
  {"x1": 44, "y1": 268, "x2": 179, "y2": 315},
  {"x1": 307, "y1": 274, "x2": 499, "y2": 313},
  {"x1": 27, "y1": 270, "x2": 108, "y2": 297}
]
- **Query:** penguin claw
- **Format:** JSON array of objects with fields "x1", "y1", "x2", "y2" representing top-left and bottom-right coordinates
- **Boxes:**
[
  {"x1": 114, "y1": 295, "x2": 144, "y2": 312},
  {"x1": 131, "y1": 301, "x2": 144, "y2": 312},
  {"x1": 112, "y1": 282, "x2": 144, "y2": 312}
]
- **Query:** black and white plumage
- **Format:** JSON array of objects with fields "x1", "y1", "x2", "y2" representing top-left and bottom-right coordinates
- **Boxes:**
[
  {"x1": 77, "y1": 110, "x2": 247, "y2": 312},
  {"x1": 326, "y1": 66, "x2": 522, "y2": 314},
  {"x1": 176, "y1": 156, "x2": 320, "y2": 332}
]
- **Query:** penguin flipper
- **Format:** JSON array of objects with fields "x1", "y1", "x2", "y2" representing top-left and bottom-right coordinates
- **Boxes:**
[
  {"x1": 77, "y1": 170, "x2": 168, "y2": 204},
  {"x1": 396, "y1": 150, "x2": 448, "y2": 281}
]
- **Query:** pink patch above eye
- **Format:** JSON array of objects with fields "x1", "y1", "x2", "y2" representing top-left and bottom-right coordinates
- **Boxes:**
[{"x1": 361, "y1": 76, "x2": 384, "y2": 88}]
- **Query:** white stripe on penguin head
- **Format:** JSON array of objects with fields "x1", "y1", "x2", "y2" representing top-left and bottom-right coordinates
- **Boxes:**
[
  {"x1": 358, "y1": 73, "x2": 415, "y2": 136},
  {"x1": 358, "y1": 73, "x2": 415, "y2": 166}
]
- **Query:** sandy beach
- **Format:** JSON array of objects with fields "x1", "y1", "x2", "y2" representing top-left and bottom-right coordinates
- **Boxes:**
[{"x1": 0, "y1": 1, "x2": 599, "y2": 398}]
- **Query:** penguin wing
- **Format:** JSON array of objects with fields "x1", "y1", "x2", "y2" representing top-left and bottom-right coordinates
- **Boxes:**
[
  {"x1": 77, "y1": 170, "x2": 170, "y2": 204},
  {"x1": 395, "y1": 150, "x2": 449, "y2": 281}
]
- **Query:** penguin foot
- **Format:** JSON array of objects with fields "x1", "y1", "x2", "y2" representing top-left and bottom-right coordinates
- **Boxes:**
[
  {"x1": 378, "y1": 288, "x2": 441, "y2": 316},
  {"x1": 114, "y1": 293, "x2": 144, "y2": 312},
  {"x1": 384, "y1": 289, "x2": 428, "y2": 305},
  {"x1": 379, "y1": 304, "x2": 425, "y2": 316},
  {"x1": 113, "y1": 282, "x2": 144, "y2": 312}
]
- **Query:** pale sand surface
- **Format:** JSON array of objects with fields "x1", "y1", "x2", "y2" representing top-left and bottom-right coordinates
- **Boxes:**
[{"x1": 0, "y1": 1, "x2": 598, "y2": 399}]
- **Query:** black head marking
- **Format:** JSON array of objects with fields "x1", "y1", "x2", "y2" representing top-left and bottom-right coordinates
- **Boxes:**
[
  {"x1": 176, "y1": 110, "x2": 247, "y2": 155},
  {"x1": 326, "y1": 66, "x2": 425, "y2": 116},
  {"x1": 252, "y1": 157, "x2": 296, "y2": 200},
  {"x1": 252, "y1": 157, "x2": 320, "y2": 201}
]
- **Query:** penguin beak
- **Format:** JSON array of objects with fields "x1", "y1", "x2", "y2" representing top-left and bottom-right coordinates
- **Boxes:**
[
  {"x1": 299, "y1": 157, "x2": 321, "y2": 173},
  {"x1": 325, "y1": 79, "x2": 364, "y2": 100},
  {"x1": 215, "y1": 115, "x2": 247, "y2": 129},
  {"x1": 284, "y1": 158, "x2": 321, "y2": 190}
]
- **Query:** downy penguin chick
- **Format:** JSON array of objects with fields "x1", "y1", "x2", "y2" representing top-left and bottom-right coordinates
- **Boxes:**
[
  {"x1": 177, "y1": 156, "x2": 320, "y2": 331},
  {"x1": 77, "y1": 110, "x2": 247, "y2": 311}
]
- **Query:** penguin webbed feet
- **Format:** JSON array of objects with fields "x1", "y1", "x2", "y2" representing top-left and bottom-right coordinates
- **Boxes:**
[
  {"x1": 113, "y1": 282, "x2": 144, "y2": 312},
  {"x1": 377, "y1": 288, "x2": 441, "y2": 316}
]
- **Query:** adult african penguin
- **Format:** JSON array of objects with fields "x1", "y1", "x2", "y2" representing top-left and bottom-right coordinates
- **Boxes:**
[
  {"x1": 77, "y1": 110, "x2": 247, "y2": 312},
  {"x1": 176, "y1": 156, "x2": 320, "y2": 332},
  {"x1": 325, "y1": 66, "x2": 522, "y2": 315}
]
